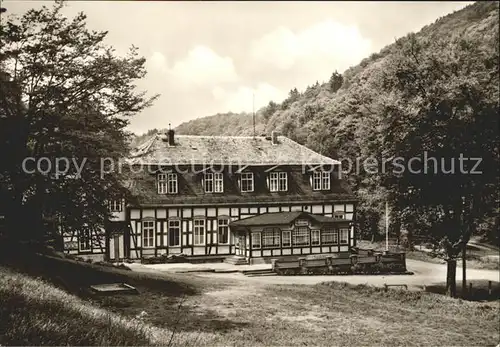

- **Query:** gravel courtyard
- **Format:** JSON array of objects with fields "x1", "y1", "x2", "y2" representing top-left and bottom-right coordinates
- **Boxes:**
[{"x1": 126, "y1": 259, "x2": 499, "y2": 290}]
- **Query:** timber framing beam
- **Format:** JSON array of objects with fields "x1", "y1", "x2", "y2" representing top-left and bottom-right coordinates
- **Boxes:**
[
  {"x1": 235, "y1": 165, "x2": 249, "y2": 174},
  {"x1": 265, "y1": 165, "x2": 281, "y2": 172}
]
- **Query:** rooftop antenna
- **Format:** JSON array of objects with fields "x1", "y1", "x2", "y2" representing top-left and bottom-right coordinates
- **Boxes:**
[{"x1": 252, "y1": 92, "x2": 256, "y2": 138}]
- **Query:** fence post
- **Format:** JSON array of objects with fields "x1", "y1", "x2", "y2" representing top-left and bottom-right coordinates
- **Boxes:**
[
  {"x1": 469, "y1": 282, "x2": 472, "y2": 298},
  {"x1": 488, "y1": 281, "x2": 492, "y2": 296}
]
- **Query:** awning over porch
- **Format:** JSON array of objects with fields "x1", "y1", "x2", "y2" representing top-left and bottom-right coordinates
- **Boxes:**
[{"x1": 229, "y1": 211, "x2": 340, "y2": 228}]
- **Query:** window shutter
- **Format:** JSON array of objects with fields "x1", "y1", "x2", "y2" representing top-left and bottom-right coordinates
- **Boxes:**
[
  {"x1": 309, "y1": 174, "x2": 313, "y2": 188},
  {"x1": 266, "y1": 176, "x2": 270, "y2": 189}
]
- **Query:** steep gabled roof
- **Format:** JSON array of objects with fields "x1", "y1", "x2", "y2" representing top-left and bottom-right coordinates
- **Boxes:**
[
  {"x1": 126, "y1": 134, "x2": 340, "y2": 166},
  {"x1": 229, "y1": 211, "x2": 340, "y2": 227}
]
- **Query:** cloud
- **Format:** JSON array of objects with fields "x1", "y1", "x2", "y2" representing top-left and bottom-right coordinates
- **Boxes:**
[
  {"x1": 212, "y1": 83, "x2": 287, "y2": 113},
  {"x1": 147, "y1": 51, "x2": 168, "y2": 72},
  {"x1": 168, "y1": 45, "x2": 238, "y2": 87},
  {"x1": 250, "y1": 20, "x2": 372, "y2": 73}
]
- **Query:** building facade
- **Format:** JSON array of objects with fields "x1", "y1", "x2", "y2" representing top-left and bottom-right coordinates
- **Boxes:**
[
  {"x1": 62, "y1": 130, "x2": 356, "y2": 262},
  {"x1": 230, "y1": 211, "x2": 355, "y2": 264}
]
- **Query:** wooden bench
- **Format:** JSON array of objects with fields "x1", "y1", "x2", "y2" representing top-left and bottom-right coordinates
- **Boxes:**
[{"x1": 304, "y1": 259, "x2": 328, "y2": 268}]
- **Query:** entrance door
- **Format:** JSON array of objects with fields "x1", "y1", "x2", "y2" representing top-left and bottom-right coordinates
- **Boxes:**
[
  {"x1": 114, "y1": 234, "x2": 121, "y2": 259},
  {"x1": 109, "y1": 233, "x2": 124, "y2": 261},
  {"x1": 238, "y1": 235, "x2": 246, "y2": 256}
]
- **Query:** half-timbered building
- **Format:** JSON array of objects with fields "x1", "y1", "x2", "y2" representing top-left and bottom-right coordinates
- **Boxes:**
[{"x1": 62, "y1": 129, "x2": 356, "y2": 263}]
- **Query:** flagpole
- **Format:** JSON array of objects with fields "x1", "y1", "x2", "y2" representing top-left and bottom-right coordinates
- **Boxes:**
[
  {"x1": 252, "y1": 93, "x2": 256, "y2": 138},
  {"x1": 385, "y1": 201, "x2": 389, "y2": 252}
]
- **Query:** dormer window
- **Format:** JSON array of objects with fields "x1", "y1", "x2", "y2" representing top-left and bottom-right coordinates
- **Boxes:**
[
  {"x1": 240, "y1": 172, "x2": 254, "y2": 192},
  {"x1": 204, "y1": 172, "x2": 223, "y2": 193},
  {"x1": 158, "y1": 173, "x2": 178, "y2": 194},
  {"x1": 109, "y1": 199, "x2": 122, "y2": 212},
  {"x1": 312, "y1": 171, "x2": 330, "y2": 191},
  {"x1": 269, "y1": 172, "x2": 288, "y2": 192}
]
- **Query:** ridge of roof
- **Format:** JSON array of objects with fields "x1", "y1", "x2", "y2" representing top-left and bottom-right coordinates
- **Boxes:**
[{"x1": 127, "y1": 133, "x2": 340, "y2": 165}]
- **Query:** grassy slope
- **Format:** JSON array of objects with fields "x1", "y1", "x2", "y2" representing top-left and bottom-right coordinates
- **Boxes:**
[
  {"x1": 0, "y1": 266, "x2": 205, "y2": 346},
  {"x1": 3, "y1": 255, "x2": 498, "y2": 346}
]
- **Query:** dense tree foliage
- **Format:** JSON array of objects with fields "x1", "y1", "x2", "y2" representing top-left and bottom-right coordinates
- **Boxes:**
[
  {"x1": 380, "y1": 32, "x2": 499, "y2": 295},
  {"x1": 0, "y1": 2, "x2": 157, "y2": 247}
]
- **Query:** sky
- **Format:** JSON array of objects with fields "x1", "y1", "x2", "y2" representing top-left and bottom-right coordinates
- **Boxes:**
[{"x1": 4, "y1": 1, "x2": 472, "y2": 134}]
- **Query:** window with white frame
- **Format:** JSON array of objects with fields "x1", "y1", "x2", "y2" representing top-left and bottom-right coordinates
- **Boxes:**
[
  {"x1": 269, "y1": 172, "x2": 288, "y2": 192},
  {"x1": 142, "y1": 220, "x2": 155, "y2": 248},
  {"x1": 168, "y1": 219, "x2": 181, "y2": 246},
  {"x1": 251, "y1": 232, "x2": 261, "y2": 249},
  {"x1": 282, "y1": 230, "x2": 291, "y2": 247},
  {"x1": 262, "y1": 227, "x2": 281, "y2": 248},
  {"x1": 312, "y1": 171, "x2": 322, "y2": 190},
  {"x1": 204, "y1": 173, "x2": 213, "y2": 193},
  {"x1": 204, "y1": 172, "x2": 224, "y2": 193},
  {"x1": 158, "y1": 173, "x2": 167, "y2": 194},
  {"x1": 292, "y1": 227, "x2": 309, "y2": 246},
  {"x1": 312, "y1": 171, "x2": 330, "y2": 191},
  {"x1": 240, "y1": 172, "x2": 254, "y2": 192},
  {"x1": 322, "y1": 171, "x2": 331, "y2": 190},
  {"x1": 279, "y1": 172, "x2": 288, "y2": 191},
  {"x1": 214, "y1": 172, "x2": 223, "y2": 192},
  {"x1": 269, "y1": 172, "x2": 279, "y2": 192},
  {"x1": 158, "y1": 173, "x2": 178, "y2": 194},
  {"x1": 321, "y1": 228, "x2": 338, "y2": 245},
  {"x1": 193, "y1": 219, "x2": 205, "y2": 245},
  {"x1": 167, "y1": 173, "x2": 178, "y2": 194},
  {"x1": 109, "y1": 199, "x2": 122, "y2": 212},
  {"x1": 340, "y1": 228, "x2": 349, "y2": 244},
  {"x1": 311, "y1": 229, "x2": 320, "y2": 246},
  {"x1": 79, "y1": 228, "x2": 91, "y2": 251},
  {"x1": 217, "y1": 217, "x2": 229, "y2": 244}
]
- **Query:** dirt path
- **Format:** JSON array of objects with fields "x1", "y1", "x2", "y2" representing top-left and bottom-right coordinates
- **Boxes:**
[{"x1": 192, "y1": 259, "x2": 500, "y2": 289}]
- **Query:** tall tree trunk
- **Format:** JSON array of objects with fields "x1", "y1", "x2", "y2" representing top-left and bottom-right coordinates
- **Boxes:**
[
  {"x1": 446, "y1": 258, "x2": 457, "y2": 297},
  {"x1": 407, "y1": 228, "x2": 414, "y2": 251},
  {"x1": 462, "y1": 243, "x2": 467, "y2": 298}
]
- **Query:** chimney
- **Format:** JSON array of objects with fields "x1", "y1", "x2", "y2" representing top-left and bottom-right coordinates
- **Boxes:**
[
  {"x1": 167, "y1": 129, "x2": 175, "y2": 146},
  {"x1": 271, "y1": 131, "x2": 279, "y2": 145}
]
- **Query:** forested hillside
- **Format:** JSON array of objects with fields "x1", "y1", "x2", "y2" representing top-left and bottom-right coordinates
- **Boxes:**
[
  {"x1": 174, "y1": 2, "x2": 498, "y2": 141},
  {"x1": 139, "y1": 2, "x2": 499, "y2": 245}
]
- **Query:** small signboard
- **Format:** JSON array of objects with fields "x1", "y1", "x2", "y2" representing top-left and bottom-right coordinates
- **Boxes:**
[{"x1": 295, "y1": 219, "x2": 309, "y2": 226}]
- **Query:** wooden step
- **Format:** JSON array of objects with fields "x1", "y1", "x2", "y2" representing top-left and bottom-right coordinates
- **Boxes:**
[
  {"x1": 242, "y1": 269, "x2": 273, "y2": 275},
  {"x1": 246, "y1": 272, "x2": 277, "y2": 277},
  {"x1": 223, "y1": 256, "x2": 249, "y2": 265}
]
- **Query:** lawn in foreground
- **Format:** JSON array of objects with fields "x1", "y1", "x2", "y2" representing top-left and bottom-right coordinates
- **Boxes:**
[
  {"x1": 0, "y1": 266, "x2": 218, "y2": 346},
  {"x1": 94, "y1": 271, "x2": 499, "y2": 346},
  {"x1": 1, "y1": 257, "x2": 498, "y2": 346}
]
